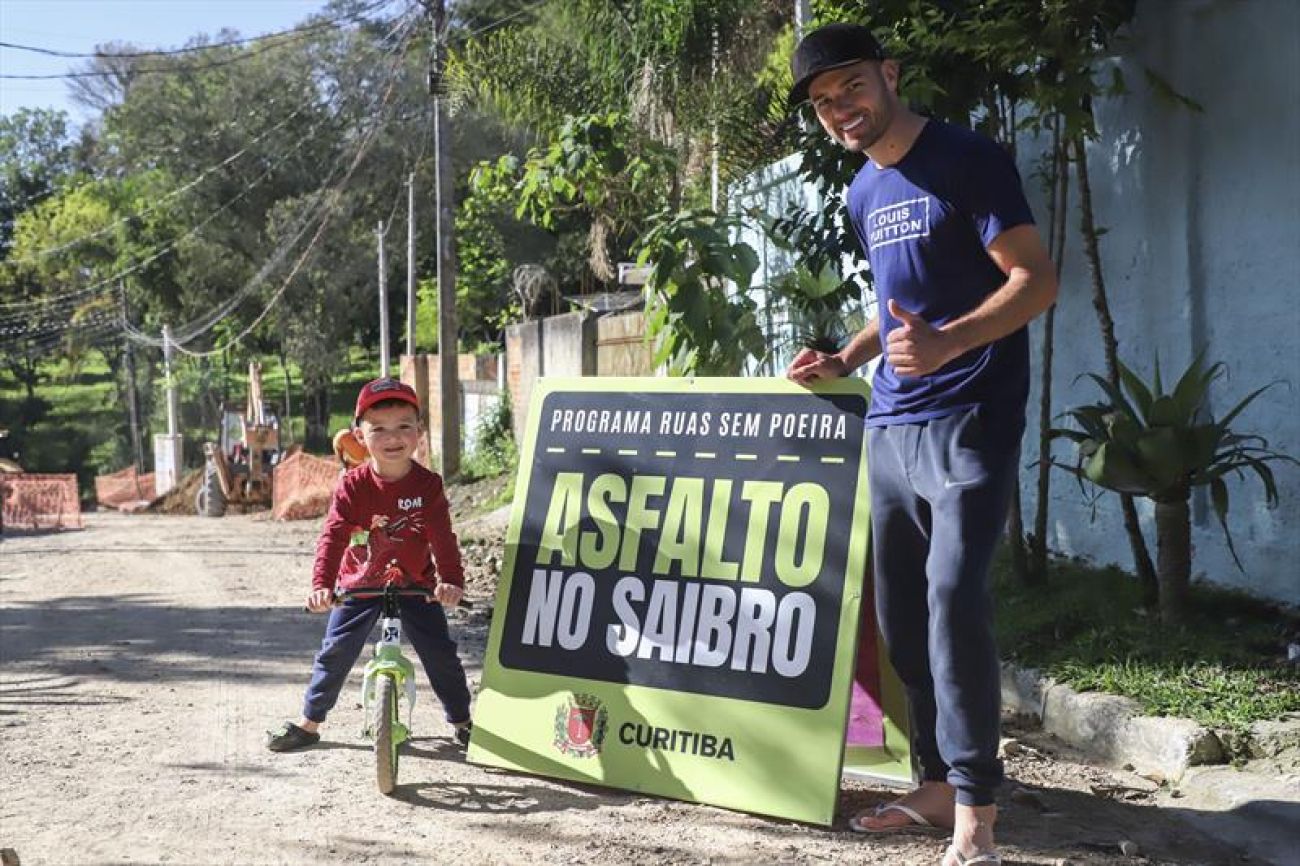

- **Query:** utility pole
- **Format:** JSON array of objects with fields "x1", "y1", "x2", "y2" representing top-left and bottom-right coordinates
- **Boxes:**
[
  {"x1": 406, "y1": 172, "x2": 417, "y2": 356},
  {"x1": 377, "y1": 220, "x2": 390, "y2": 377},
  {"x1": 120, "y1": 282, "x2": 143, "y2": 472},
  {"x1": 154, "y1": 323, "x2": 184, "y2": 496},
  {"x1": 710, "y1": 23, "x2": 720, "y2": 210},
  {"x1": 162, "y1": 324, "x2": 178, "y2": 437},
  {"x1": 426, "y1": 0, "x2": 460, "y2": 478},
  {"x1": 795, "y1": 0, "x2": 812, "y2": 39}
]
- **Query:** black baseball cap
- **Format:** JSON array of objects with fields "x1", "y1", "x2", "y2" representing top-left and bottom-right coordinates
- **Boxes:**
[{"x1": 788, "y1": 23, "x2": 886, "y2": 109}]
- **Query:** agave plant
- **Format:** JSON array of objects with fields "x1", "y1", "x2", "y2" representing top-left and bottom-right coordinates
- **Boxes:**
[{"x1": 1053, "y1": 354, "x2": 1296, "y2": 624}]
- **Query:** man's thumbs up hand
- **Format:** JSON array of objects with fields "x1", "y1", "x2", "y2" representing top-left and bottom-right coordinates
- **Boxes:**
[
  {"x1": 887, "y1": 299, "x2": 924, "y2": 328},
  {"x1": 885, "y1": 299, "x2": 957, "y2": 378}
]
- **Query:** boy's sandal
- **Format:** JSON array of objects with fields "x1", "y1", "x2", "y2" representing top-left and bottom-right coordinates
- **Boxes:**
[
  {"x1": 848, "y1": 802, "x2": 946, "y2": 835},
  {"x1": 942, "y1": 845, "x2": 1002, "y2": 865},
  {"x1": 454, "y1": 721, "x2": 473, "y2": 748},
  {"x1": 267, "y1": 721, "x2": 321, "y2": 752}
]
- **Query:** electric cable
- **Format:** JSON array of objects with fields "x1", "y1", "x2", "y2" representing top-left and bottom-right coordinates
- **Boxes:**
[
  {"x1": 169, "y1": 51, "x2": 415, "y2": 359},
  {"x1": 0, "y1": 0, "x2": 400, "y2": 79},
  {"x1": 1, "y1": 88, "x2": 316, "y2": 214},
  {"x1": 128, "y1": 11, "x2": 423, "y2": 355},
  {"x1": 0, "y1": 0, "x2": 394, "y2": 60},
  {"x1": 25, "y1": 103, "x2": 317, "y2": 261},
  {"x1": 2, "y1": 7, "x2": 421, "y2": 357},
  {"x1": 9, "y1": 9, "x2": 421, "y2": 351},
  {"x1": 164, "y1": 10, "x2": 423, "y2": 351}
]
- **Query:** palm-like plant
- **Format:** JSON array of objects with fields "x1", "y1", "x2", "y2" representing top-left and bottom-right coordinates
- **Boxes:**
[{"x1": 1053, "y1": 354, "x2": 1296, "y2": 624}]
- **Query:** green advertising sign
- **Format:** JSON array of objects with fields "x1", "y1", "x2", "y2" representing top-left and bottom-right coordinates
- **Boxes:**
[{"x1": 468, "y1": 377, "x2": 899, "y2": 825}]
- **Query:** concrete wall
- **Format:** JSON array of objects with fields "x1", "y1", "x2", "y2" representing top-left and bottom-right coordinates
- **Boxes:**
[
  {"x1": 731, "y1": 0, "x2": 1300, "y2": 604},
  {"x1": 542, "y1": 311, "x2": 596, "y2": 377},
  {"x1": 1017, "y1": 0, "x2": 1300, "y2": 604},
  {"x1": 462, "y1": 380, "x2": 502, "y2": 454},
  {"x1": 505, "y1": 312, "x2": 598, "y2": 442},
  {"x1": 505, "y1": 321, "x2": 543, "y2": 444},
  {"x1": 399, "y1": 352, "x2": 502, "y2": 467}
]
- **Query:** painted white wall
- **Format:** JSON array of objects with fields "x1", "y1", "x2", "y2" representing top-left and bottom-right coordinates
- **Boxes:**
[
  {"x1": 735, "y1": 0, "x2": 1300, "y2": 604},
  {"x1": 1020, "y1": 0, "x2": 1300, "y2": 605}
]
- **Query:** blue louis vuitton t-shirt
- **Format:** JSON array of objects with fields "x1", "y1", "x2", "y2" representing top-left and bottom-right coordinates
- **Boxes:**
[{"x1": 847, "y1": 120, "x2": 1035, "y2": 426}]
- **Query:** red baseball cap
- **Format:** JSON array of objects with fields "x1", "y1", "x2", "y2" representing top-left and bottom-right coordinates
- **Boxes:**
[{"x1": 354, "y1": 377, "x2": 420, "y2": 423}]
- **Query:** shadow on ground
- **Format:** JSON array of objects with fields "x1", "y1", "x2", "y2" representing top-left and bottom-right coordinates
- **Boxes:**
[{"x1": 0, "y1": 593, "x2": 490, "y2": 687}]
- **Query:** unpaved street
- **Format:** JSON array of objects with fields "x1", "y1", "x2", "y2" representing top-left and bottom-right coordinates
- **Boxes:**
[{"x1": 1, "y1": 511, "x2": 1253, "y2": 865}]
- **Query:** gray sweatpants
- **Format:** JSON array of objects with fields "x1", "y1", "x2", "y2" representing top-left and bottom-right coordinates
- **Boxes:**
[{"x1": 867, "y1": 405, "x2": 1023, "y2": 807}]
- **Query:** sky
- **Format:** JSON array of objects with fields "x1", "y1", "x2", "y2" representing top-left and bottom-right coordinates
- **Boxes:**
[{"x1": 0, "y1": 0, "x2": 336, "y2": 121}]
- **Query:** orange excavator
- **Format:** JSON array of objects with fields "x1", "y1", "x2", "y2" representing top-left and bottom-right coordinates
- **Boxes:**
[{"x1": 197, "y1": 362, "x2": 282, "y2": 517}]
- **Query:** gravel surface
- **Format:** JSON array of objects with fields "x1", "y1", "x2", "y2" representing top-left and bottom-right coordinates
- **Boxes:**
[{"x1": 0, "y1": 498, "x2": 1253, "y2": 866}]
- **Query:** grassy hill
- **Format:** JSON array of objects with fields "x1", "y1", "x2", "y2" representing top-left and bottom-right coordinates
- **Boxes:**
[{"x1": 0, "y1": 348, "x2": 379, "y2": 501}]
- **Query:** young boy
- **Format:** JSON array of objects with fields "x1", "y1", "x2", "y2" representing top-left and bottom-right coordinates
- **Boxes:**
[{"x1": 268, "y1": 377, "x2": 473, "y2": 752}]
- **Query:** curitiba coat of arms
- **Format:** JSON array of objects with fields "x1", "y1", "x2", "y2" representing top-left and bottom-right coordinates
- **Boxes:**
[{"x1": 554, "y1": 692, "x2": 608, "y2": 758}]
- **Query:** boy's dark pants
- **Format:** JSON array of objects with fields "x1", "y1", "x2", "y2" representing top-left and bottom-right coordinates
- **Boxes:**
[
  {"x1": 867, "y1": 405, "x2": 1022, "y2": 808},
  {"x1": 302, "y1": 595, "x2": 472, "y2": 725}
]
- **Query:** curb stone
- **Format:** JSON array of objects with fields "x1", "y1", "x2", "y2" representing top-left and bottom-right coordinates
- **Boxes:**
[
  {"x1": 1000, "y1": 663, "x2": 1223, "y2": 781},
  {"x1": 1000, "y1": 664, "x2": 1300, "y2": 865},
  {"x1": 1001, "y1": 665, "x2": 1300, "y2": 778}
]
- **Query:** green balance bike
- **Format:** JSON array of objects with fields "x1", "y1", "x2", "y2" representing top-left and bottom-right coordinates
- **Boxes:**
[{"x1": 335, "y1": 584, "x2": 453, "y2": 795}]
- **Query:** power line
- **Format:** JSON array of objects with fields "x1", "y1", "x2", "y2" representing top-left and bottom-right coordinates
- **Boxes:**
[
  {"x1": 3, "y1": 5, "x2": 426, "y2": 358},
  {"x1": 0, "y1": 0, "x2": 402, "y2": 80},
  {"x1": 1, "y1": 89, "x2": 318, "y2": 214},
  {"x1": 2, "y1": 10, "x2": 419, "y2": 325},
  {"x1": 0, "y1": 282, "x2": 113, "y2": 313},
  {"x1": 0, "y1": 0, "x2": 395, "y2": 60},
  {"x1": 459, "y1": 0, "x2": 553, "y2": 39},
  {"x1": 164, "y1": 11, "x2": 424, "y2": 352},
  {"x1": 129, "y1": 12, "x2": 424, "y2": 356},
  {"x1": 5, "y1": 111, "x2": 338, "y2": 344},
  {"x1": 169, "y1": 42, "x2": 418, "y2": 359},
  {"x1": 24, "y1": 105, "x2": 318, "y2": 261}
]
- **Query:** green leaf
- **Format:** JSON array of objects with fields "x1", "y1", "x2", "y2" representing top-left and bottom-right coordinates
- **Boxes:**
[
  {"x1": 1245, "y1": 458, "x2": 1280, "y2": 507},
  {"x1": 1085, "y1": 373, "x2": 1142, "y2": 424},
  {"x1": 1106, "y1": 411, "x2": 1142, "y2": 447},
  {"x1": 1083, "y1": 441, "x2": 1154, "y2": 494},
  {"x1": 1134, "y1": 426, "x2": 1186, "y2": 492},
  {"x1": 1118, "y1": 359, "x2": 1154, "y2": 421},
  {"x1": 1183, "y1": 423, "x2": 1224, "y2": 471},
  {"x1": 1217, "y1": 382, "x2": 1279, "y2": 431},
  {"x1": 1147, "y1": 395, "x2": 1183, "y2": 427},
  {"x1": 1144, "y1": 66, "x2": 1206, "y2": 113},
  {"x1": 1209, "y1": 477, "x2": 1244, "y2": 571},
  {"x1": 1169, "y1": 354, "x2": 1217, "y2": 423},
  {"x1": 1049, "y1": 427, "x2": 1093, "y2": 445}
]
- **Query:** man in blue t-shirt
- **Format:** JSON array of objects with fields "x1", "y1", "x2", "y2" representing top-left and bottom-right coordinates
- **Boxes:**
[{"x1": 787, "y1": 23, "x2": 1058, "y2": 866}]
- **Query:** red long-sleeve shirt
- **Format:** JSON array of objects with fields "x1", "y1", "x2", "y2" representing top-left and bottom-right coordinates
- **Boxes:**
[{"x1": 312, "y1": 462, "x2": 464, "y2": 592}]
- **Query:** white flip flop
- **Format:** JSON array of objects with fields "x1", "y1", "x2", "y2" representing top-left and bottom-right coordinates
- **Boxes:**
[
  {"x1": 943, "y1": 844, "x2": 1003, "y2": 865},
  {"x1": 848, "y1": 801, "x2": 946, "y2": 834}
]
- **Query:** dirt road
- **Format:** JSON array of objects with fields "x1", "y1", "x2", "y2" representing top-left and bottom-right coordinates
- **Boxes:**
[{"x1": 1, "y1": 510, "x2": 1251, "y2": 865}]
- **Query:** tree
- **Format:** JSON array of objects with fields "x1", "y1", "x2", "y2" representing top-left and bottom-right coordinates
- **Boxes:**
[
  {"x1": 0, "y1": 108, "x2": 91, "y2": 258},
  {"x1": 1054, "y1": 355, "x2": 1296, "y2": 624},
  {"x1": 636, "y1": 207, "x2": 765, "y2": 375},
  {"x1": 452, "y1": 0, "x2": 790, "y2": 204},
  {"x1": 798, "y1": 0, "x2": 1158, "y2": 593}
]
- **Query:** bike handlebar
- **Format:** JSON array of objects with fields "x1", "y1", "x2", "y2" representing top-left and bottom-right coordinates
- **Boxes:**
[
  {"x1": 335, "y1": 587, "x2": 434, "y2": 600},
  {"x1": 325, "y1": 586, "x2": 473, "y2": 610}
]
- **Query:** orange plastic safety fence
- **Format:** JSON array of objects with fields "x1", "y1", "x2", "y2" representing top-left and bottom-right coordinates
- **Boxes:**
[
  {"x1": 1, "y1": 473, "x2": 83, "y2": 531},
  {"x1": 272, "y1": 451, "x2": 342, "y2": 521},
  {"x1": 94, "y1": 466, "x2": 157, "y2": 510}
]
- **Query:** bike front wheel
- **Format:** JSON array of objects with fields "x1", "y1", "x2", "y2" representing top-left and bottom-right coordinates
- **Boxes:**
[{"x1": 373, "y1": 674, "x2": 399, "y2": 794}]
